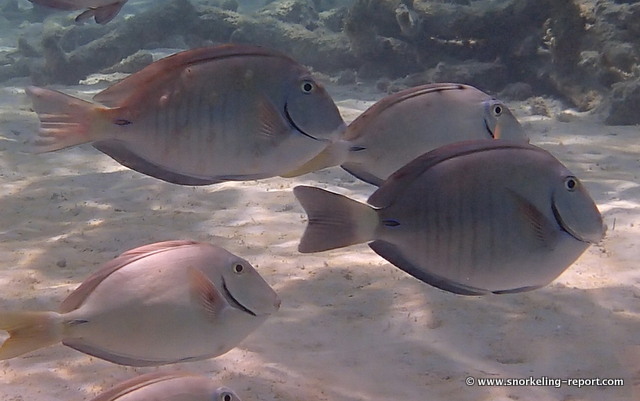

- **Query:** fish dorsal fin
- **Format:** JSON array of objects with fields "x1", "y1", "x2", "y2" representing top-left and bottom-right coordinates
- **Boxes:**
[
  {"x1": 345, "y1": 83, "x2": 469, "y2": 141},
  {"x1": 507, "y1": 189, "x2": 559, "y2": 250},
  {"x1": 93, "y1": 45, "x2": 291, "y2": 107},
  {"x1": 368, "y1": 140, "x2": 534, "y2": 208},
  {"x1": 257, "y1": 96, "x2": 290, "y2": 140},
  {"x1": 90, "y1": 372, "x2": 195, "y2": 401},
  {"x1": 60, "y1": 240, "x2": 199, "y2": 313},
  {"x1": 188, "y1": 267, "x2": 225, "y2": 320}
]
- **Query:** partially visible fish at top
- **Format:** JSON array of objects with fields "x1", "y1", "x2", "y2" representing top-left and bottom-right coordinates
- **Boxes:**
[
  {"x1": 294, "y1": 140, "x2": 604, "y2": 295},
  {"x1": 28, "y1": 0, "x2": 128, "y2": 24},
  {"x1": 289, "y1": 83, "x2": 528, "y2": 185},
  {"x1": 89, "y1": 372, "x2": 242, "y2": 401},
  {"x1": 26, "y1": 44, "x2": 346, "y2": 185}
]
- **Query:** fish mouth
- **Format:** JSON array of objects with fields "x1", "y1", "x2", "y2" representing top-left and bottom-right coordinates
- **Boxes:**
[
  {"x1": 284, "y1": 102, "x2": 326, "y2": 142},
  {"x1": 483, "y1": 119, "x2": 496, "y2": 139},
  {"x1": 222, "y1": 279, "x2": 257, "y2": 316}
]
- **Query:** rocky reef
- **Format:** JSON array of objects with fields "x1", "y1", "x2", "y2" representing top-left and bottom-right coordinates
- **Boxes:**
[{"x1": 1, "y1": 0, "x2": 640, "y2": 125}]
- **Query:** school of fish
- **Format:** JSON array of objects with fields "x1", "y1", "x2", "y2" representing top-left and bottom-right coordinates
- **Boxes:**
[{"x1": 1, "y1": 41, "x2": 606, "y2": 399}]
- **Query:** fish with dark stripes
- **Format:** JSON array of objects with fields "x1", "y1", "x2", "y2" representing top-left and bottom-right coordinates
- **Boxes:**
[
  {"x1": 294, "y1": 140, "x2": 604, "y2": 295},
  {"x1": 26, "y1": 44, "x2": 346, "y2": 185}
]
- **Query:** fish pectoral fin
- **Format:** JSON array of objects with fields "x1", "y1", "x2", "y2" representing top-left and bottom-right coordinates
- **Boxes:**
[
  {"x1": 507, "y1": 189, "x2": 559, "y2": 250},
  {"x1": 257, "y1": 96, "x2": 290, "y2": 140},
  {"x1": 188, "y1": 267, "x2": 225, "y2": 319}
]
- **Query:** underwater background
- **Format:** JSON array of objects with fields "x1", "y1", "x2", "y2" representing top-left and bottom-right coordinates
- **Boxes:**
[{"x1": 0, "y1": 0, "x2": 639, "y2": 400}]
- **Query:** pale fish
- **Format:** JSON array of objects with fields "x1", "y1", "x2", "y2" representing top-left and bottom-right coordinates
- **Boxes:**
[
  {"x1": 89, "y1": 372, "x2": 241, "y2": 401},
  {"x1": 0, "y1": 240, "x2": 280, "y2": 365},
  {"x1": 29, "y1": 0, "x2": 128, "y2": 24},
  {"x1": 294, "y1": 140, "x2": 604, "y2": 295},
  {"x1": 293, "y1": 83, "x2": 528, "y2": 185},
  {"x1": 26, "y1": 44, "x2": 346, "y2": 185}
]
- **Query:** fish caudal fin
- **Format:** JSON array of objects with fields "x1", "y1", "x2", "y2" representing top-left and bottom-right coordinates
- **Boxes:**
[
  {"x1": 294, "y1": 185, "x2": 378, "y2": 253},
  {"x1": 26, "y1": 86, "x2": 106, "y2": 153},
  {"x1": 0, "y1": 311, "x2": 63, "y2": 359}
]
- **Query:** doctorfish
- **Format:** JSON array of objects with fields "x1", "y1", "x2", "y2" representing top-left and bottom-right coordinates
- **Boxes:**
[
  {"x1": 0, "y1": 240, "x2": 280, "y2": 365},
  {"x1": 29, "y1": 0, "x2": 128, "y2": 24},
  {"x1": 294, "y1": 140, "x2": 604, "y2": 295},
  {"x1": 89, "y1": 372, "x2": 242, "y2": 401},
  {"x1": 26, "y1": 44, "x2": 346, "y2": 185},
  {"x1": 292, "y1": 83, "x2": 528, "y2": 185}
]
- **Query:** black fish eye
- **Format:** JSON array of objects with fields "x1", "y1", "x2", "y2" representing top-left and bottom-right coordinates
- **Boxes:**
[
  {"x1": 564, "y1": 176, "x2": 578, "y2": 192},
  {"x1": 492, "y1": 104, "x2": 503, "y2": 117},
  {"x1": 220, "y1": 393, "x2": 233, "y2": 401},
  {"x1": 233, "y1": 264, "x2": 244, "y2": 274},
  {"x1": 301, "y1": 80, "x2": 315, "y2": 93}
]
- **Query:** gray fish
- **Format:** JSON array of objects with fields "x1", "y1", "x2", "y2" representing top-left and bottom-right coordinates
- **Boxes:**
[
  {"x1": 90, "y1": 372, "x2": 241, "y2": 401},
  {"x1": 294, "y1": 140, "x2": 604, "y2": 295},
  {"x1": 334, "y1": 83, "x2": 528, "y2": 186},
  {"x1": 26, "y1": 44, "x2": 346, "y2": 185},
  {"x1": 0, "y1": 240, "x2": 280, "y2": 365}
]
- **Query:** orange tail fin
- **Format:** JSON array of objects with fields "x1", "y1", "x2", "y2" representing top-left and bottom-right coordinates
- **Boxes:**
[{"x1": 26, "y1": 86, "x2": 105, "y2": 153}]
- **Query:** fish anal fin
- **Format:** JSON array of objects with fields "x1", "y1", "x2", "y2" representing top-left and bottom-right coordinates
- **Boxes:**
[
  {"x1": 93, "y1": 140, "x2": 223, "y2": 185},
  {"x1": 369, "y1": 241, "x2": 489, "y2": 296},
  {"x1": 188, "y1": 267, "x2": 225, "y2": 319},
  {"x1": 62, "y1": 339, "x2": 173, "y2": 366},
  {"x1": 507, "y1": 189, "x2": 559, "y2": 250}
]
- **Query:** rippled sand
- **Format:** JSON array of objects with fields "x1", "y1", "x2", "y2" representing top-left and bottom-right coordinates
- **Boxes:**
[{"x1": 0, "y1": 80, "x2": 638, "y2": 401}]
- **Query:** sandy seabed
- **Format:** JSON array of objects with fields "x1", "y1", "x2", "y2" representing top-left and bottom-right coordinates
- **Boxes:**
[{"x1": 0, "y1": 78, "x2": 638, "y2": 401}]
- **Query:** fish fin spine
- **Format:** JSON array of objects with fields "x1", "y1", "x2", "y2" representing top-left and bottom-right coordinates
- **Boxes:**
[
  {"x1": 0, "y1": 311, "x2": 63, "y2": 359},
  {"x1": 294, "y1": 185, "x2": 378, "y2": 253},
  {"x1": 26, "y1": 86, "x2": 109, "y2": 153}
]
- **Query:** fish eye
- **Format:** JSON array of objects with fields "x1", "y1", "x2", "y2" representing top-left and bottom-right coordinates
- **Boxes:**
[
  {"x1": 491, "y1": 104, "x2": 503, "y2": 117},
  {"x1": 564, "y1": 176, "x2": 578, "y2": 192},
  {"x1": 301, "y1": 80, "x2": 315, "y2": 94},
  {"x1": 233, "y1": 264, "x2": 244, "y2": 274},
  {"x1": 219, "y1": 392, "x2": 233, "y2": 401}
]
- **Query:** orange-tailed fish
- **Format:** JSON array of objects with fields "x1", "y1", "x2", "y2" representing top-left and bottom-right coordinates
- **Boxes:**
[
  {"x1": 29, "y1": 0, "x2": 128, "y2": 24},
  {"x1": 26, "y1": 44, "x2": 346, "y2": 185},
  {"x1": 0, "y1": 240, "x2": 280, "y2": 365},
  {"x1": 294, "y1": 140, "x2": 604, "y2": 295}
]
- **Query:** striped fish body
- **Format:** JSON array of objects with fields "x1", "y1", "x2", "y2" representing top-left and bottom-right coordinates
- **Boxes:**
[
  {"x1": 295, "y1": 140, "x2": 604, "y2": 295},
  {"x1": 342, "y1": 83, "x2": 528, "y2": 185},
  {"x1": 27, "y1": 45, "x2": 346, "y2": 185}
]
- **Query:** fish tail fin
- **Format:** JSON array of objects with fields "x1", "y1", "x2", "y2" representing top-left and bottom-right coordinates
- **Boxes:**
[
  {"x1": 26, "y1": 86, "x2": 107, "y2": 153},
  {"x1": 294, "y1": 185, "x2": 378, "y2": 253},
  {"x1": 0, "y1": 311, "x2": 63, "y2": 359}
]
